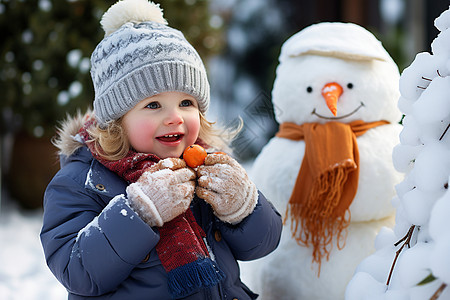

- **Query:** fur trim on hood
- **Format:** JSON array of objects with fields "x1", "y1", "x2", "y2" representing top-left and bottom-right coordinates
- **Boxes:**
[{"x1": 53, "y1": 110, "x2": 91, "y2": 157}]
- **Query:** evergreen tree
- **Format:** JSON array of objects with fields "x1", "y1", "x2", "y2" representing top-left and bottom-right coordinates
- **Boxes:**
[
  {"x1": 0, "y1": 0, "x2": 222, "y2": 209},
  {"x1": 0, "y1": 0, "x2": 221, "y2": 138}
]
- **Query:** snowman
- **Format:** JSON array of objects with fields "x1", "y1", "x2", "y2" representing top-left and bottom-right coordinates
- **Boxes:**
[{"x1": 248, "y1": 22, "x2": 404, "y2": 299}]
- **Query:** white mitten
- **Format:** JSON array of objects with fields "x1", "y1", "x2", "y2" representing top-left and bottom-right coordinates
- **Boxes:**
[
  {"x1": 196, "y1": 153, "x2": 258, "y2": 224},
  {"x1": 126, "y1": 158, "x2": 196, "y2": 227}
]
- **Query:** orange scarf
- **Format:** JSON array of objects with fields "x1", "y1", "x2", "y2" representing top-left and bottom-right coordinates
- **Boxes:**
[{"x1": 275, "y1": 120, "x2": 389, "y2": 271}]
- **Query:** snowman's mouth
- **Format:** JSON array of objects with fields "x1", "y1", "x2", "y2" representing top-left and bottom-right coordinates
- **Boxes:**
[{"x1": 312, "y1": 102, "x2": 365, "y2": 120}]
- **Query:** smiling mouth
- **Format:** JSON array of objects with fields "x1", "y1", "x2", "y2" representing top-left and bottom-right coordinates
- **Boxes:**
[
  {"x1": 312, "y1": 102, "x2": 365, "y2": 120},
  {"x1": 156, "y1": 134, "x2": 184, "y2": 143}
]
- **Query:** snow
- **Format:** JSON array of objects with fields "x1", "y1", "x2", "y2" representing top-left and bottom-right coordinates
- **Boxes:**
[
  {"x1": 160, "y1": 158, "x2": 174, "y2": 169},
  {"x1": 0, "y1": 203, "x2": 67, "y2": 300},
  {"x1": 85, "y1": 168, "x2": 109, "y2": 194},
  {"x1": 346, "y1": 6, "x2": 450, "y2": 299},
  {"x1": 76, "y1": 216, "x2": 101, "y2": 242},
  {"x1": 280, "y1": 22, "x2": 393, "y2": 62}
]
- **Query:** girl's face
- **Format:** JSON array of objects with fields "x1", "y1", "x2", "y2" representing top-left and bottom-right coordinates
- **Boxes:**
[{"x1": 122, "y1": 91, "x2": 201, "y2": 159}]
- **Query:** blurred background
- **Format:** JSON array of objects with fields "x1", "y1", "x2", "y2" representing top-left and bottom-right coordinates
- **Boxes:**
[{"x1": 0, "y1": 0, "x2": 449, "y2": 210}]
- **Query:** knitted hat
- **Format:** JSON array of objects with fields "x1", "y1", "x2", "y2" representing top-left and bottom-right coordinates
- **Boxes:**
[{"x1": 90, "y1": 0, "x2": 210, "y2": 126}]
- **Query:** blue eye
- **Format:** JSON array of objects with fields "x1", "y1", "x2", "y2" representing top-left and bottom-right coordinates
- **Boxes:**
[
  {"x1": 146, "y1": 101, "x2": 160, "y2": 109},
  {"x1": 180, "y1": 99, "x2": 193, "y2": 107}
]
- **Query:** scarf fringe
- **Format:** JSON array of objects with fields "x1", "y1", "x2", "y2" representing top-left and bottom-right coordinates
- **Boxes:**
[
  {"x1": 277, "y1": 121, "x2": 389, "y2": 276},
  {"x1": 168, "y1": 257, "x2": 226, "y2": 298},
  {"x1": 288, "y1": 164, "x2": 352, "y2": 275}
]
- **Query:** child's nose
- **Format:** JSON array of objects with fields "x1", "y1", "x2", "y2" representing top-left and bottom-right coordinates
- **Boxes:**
[{"x1": 164, "y1": 109, "x2": 184, "y2": 125}]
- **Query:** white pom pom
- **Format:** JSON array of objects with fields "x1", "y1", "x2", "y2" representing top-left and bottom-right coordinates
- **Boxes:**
[{"x1": 101, "y1": 0, "x2": 167, "y2": 37}]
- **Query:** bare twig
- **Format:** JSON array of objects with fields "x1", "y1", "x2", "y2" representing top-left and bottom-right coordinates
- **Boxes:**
[
  {"x1": 386, "y1": 225, "x2": 416, "y2": 286},
  {"x1": 439, "y1": 123, "x2": 450, "y2": 141},
  {"x1": 430, "y1": 283, "x2": 447, "y2": 300}
]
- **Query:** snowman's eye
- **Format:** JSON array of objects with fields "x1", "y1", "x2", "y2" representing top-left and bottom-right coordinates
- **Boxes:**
[
  {"x1": 347, "y1": 83, "x2": 354, "y2": 89},
  {"x1": 306, "y1": 86, "x2": 313, "y2": 93}
]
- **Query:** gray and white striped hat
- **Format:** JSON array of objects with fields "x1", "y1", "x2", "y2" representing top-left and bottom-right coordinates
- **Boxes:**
[{"x1": 90, "y1": 0, "x2": 210, "y2": 126}]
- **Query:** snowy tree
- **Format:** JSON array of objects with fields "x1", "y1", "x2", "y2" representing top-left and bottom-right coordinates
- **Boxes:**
[{"x1": 346, "y1": 6, "x2": 450, "y2": 300}]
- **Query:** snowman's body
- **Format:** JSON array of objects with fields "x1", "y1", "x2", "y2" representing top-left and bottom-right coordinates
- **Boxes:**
[{"x1": 247, "y1": 23, "x2": 404, "y2": 299}]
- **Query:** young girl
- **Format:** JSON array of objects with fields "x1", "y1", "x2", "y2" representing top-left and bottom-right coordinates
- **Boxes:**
[{"x1": 40, "y1": 0, "x2": 282, "y2": 299}]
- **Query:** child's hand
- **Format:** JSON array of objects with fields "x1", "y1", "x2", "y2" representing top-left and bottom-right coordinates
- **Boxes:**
[
  {"x1": 195, "y1": 153, "x2": 258, "y2": 224},
  {"x1": 126, "y1": 158, "x2": 196, "y2": 227}
]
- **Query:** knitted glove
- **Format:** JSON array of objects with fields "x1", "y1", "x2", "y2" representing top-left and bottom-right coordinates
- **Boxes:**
[
  {"x1": 126, "y1": 158, "x2": 196, "y2": 227},
  {"x1": 196, "y1": 153, "x2": 258, "y2": 224}
]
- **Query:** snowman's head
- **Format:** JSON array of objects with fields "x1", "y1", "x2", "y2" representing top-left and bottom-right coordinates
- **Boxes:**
[{"x1": 272, "y1": 23, "x2": 401, "y2": 125}]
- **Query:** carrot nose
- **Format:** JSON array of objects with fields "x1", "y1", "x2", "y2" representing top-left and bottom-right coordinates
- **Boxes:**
[{"x1": 321, "y1": 82, "x2": 343, "y2": 116}]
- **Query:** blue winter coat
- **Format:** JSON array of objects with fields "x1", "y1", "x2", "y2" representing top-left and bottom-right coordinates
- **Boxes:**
[{"x1": 40, "y1": 146, "x2": 282, "y2": 299}]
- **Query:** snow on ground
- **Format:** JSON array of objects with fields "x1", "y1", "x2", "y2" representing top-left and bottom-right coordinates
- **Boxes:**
[
  {"x1": 0, "y1": 198, "x2": 66, "y2": 300},
  {"x1": 0, "y1": 202, "x2": 260, "y2": 300}
]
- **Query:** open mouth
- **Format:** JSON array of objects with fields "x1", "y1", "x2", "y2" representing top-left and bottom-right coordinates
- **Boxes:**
[
  {"x1": 156, "y1": 134, "x2": 184, "y2": 143},
  {"x1": 312, "y1": 102, "x2": 365, "y2": 120}
]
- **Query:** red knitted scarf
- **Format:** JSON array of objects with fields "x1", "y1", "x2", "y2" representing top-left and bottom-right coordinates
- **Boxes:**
[{"x1": 78, "y1": 119, "x2": 224, "y2": 298}]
